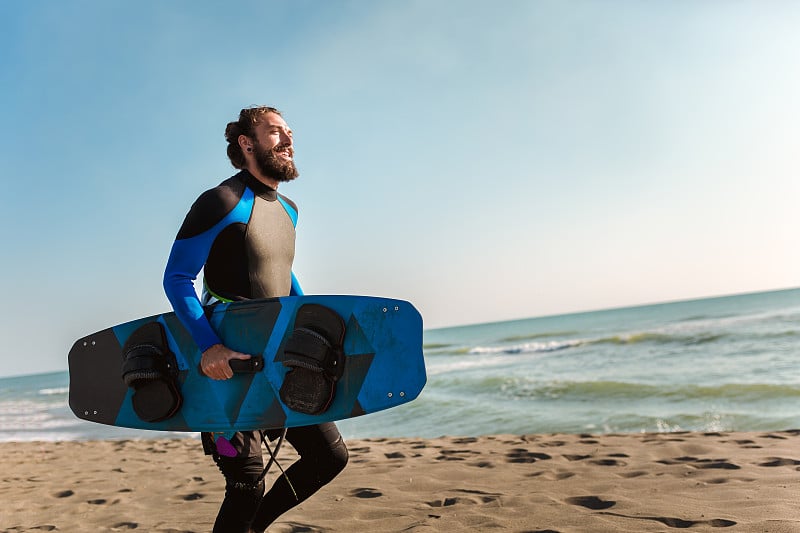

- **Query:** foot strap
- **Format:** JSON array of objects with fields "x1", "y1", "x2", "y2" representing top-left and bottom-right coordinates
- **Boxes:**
[
  {"x1": 279, "y1": 304, "x2": 346, "y2": 415},
  {"x1": 121, "y1": 322, "x2": 183, "y2": 422}
]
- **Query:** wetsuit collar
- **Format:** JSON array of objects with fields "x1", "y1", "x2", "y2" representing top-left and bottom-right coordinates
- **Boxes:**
[{"x1": 238, "y1": 170, "x2": 278, "y2": 201}]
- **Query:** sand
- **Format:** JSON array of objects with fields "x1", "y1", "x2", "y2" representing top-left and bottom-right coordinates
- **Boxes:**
[{"x1": 1, "y1": 430, "x2": 798, "y2": 532}]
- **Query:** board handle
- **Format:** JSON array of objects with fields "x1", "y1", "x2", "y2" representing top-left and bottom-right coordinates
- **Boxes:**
[
  {"x1": 197, "y1": 356, "x2": 265, "y2": 377},
  {"x1": 230, "y1": 356, "x2": 264, "y2": 373}
]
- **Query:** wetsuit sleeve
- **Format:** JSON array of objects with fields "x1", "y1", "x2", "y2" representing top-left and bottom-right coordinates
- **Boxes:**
[
  {"x1": 163, "y1": 183, "x2": 252, "y2": 352},
  {"x1": 164, "y1": 238, "x2": 221, "y2": 353}
]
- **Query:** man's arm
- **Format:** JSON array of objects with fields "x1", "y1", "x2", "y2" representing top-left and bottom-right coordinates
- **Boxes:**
[
  {"x1": 164, "y1": 235, "x2": 223, "y2": 353},
  {"x1": 163, "y1": 182, "x2": 254, "y2": 378}
]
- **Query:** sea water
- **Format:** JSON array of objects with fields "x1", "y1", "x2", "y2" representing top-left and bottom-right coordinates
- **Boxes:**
[{"x1": 1, "y1": 288, "x2": 798, "y2": 442}]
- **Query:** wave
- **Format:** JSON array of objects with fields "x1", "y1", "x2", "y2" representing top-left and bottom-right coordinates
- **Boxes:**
[
  {"x1": 499, "y1": 331, "x2": 580, "y2": 343},
  {"x1": 39, "y1": 387, "x2": 69, "y2": 396},
  {"x1": 422, "y1": 343, "x2": 455, "y2": 350},
  {"x1": 589, "y1": 332, "x2": 727, "y2": 346},
  {"x1": 469, "y1": 339, "x2": 583, "y2": 355},
  {"x1": 456, "y1": 330, "x2": 728, "y2": 357},
  {"x1": 751, "y1": 330, "x2": 800, "y2": 339},
  {"x1": 495, "y1": 379, "x2": 800, "y2": 402}
]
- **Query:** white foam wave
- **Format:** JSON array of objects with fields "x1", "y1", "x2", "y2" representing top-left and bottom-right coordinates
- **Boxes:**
[
  {"x1": 0, "y1": 398, "x2": 74, "y2": 433},
  {"x1": 0, "y1": 399, "x2": 64, "y2": 414},
  {"x1": 39, "y1": 387, "x2": 69, "y2": 396},
  {"x1": 0, "y1": 408, "x2": 75, "y2": 430},
  {"x1": 469, "y1": 339, "x2": 583, "y2": 355}
]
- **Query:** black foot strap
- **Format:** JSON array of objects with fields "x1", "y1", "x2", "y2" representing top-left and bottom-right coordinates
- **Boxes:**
[
  {"x1": 279, "y1": 304, "x2": 346, "y2": 415},
  {"x1": 121, "y1": 322, "x2": 183, "y2": 422}
]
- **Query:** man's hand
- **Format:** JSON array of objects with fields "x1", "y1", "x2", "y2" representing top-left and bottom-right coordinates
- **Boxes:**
[{"x1": 201, "y1": 344, "x2": 252, "y2": 380}]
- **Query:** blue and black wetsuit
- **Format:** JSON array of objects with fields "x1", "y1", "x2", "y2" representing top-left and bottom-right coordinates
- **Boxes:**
[
  {"x1": 163, "y1": 169, "x2": 348, "y2": 533},
  {"x1": 164, "y1": 169, "x2": 302, "y2": 354}
]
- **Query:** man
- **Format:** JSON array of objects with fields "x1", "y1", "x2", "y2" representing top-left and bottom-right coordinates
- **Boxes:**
[{"x1": 163, "y1": 106, "x2": 348, "y2": 532}]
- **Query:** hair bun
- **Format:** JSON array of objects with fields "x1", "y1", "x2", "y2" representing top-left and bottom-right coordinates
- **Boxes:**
[{"x1": 225, "y1": 122, "x2": 243, "y2": 144}]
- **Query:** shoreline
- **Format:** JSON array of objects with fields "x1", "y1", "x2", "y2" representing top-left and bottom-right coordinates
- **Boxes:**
[{"x1": 2, "y1": 430, "x2": 799, "y2": 532}]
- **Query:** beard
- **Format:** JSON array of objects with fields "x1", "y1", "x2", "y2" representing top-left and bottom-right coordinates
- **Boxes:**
[{"x1": 253, "y1": 143, "x2": 299, "y2": 183}]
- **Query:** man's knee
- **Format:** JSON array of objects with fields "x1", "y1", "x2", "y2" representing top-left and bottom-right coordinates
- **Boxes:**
[
  {"x1": 318, "y1": 436, "x2": 348, "y2": 482},
  {"x1": 215, "y1": 453, "x2": 266, "y2": 502}
]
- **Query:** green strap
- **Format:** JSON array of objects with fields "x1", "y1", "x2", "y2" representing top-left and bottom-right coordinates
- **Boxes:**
[{"x1": 203, "y1": 281, "x2": 233, "y2": 304}]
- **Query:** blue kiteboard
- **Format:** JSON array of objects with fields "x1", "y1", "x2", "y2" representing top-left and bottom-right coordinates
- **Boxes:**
[{"x1": 68, "y1": 295, "x2": 425, "y2": 432}]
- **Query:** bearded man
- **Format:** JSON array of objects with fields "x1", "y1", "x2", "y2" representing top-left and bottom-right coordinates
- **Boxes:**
[{"x1": 163, "y1": 106, "x2": 348, "y2": 532}]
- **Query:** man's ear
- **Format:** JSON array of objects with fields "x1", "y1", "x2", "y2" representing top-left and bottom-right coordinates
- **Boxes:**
[{"x1": 238, "y1": 134, "x2": 253, "y2": 153}]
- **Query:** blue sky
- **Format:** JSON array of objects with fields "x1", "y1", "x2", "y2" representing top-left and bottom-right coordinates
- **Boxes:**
[{"x1": 1, "y1": 0, "x2": 798, "y2": 377}]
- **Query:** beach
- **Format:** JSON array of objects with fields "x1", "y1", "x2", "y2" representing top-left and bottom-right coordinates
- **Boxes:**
[
  {"x1": 2, "y1": 430, "x2": 798, "y2": 532},
  {"x1": 3, "y1": 289, "x2": 799, "y2": 531}
]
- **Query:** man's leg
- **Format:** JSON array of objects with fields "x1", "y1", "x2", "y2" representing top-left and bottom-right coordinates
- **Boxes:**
[
  {"x1": 209, "y1": 431, "x2": 266, "y2": 533},
  {"x1": 251, "y1": 422, "x2": 348, "y2": 531}
]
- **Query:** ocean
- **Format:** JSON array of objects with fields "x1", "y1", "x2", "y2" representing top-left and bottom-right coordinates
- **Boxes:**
[{"x1": 2, "y1": 288, "x2": 798, "y2": 442}]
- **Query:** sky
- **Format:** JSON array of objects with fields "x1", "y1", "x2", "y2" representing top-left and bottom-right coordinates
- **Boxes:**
[{"x1": 1, "y1": 0, "x2": 798, "y2": 378}]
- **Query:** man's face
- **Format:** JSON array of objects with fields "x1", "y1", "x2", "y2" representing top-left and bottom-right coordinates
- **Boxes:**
[{"x1": 252, "y1": 112, "x2": 299, "y2": 183}]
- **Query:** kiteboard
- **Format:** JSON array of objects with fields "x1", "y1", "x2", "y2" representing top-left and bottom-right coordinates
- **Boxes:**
[{"x1": 68, "y1": 295, "x2": 425, "y2": 433}]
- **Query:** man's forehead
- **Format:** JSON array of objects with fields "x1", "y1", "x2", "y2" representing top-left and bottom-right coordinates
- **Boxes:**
[{"x1": 259, "y1": 113, "x2": 290, "y2": 129}]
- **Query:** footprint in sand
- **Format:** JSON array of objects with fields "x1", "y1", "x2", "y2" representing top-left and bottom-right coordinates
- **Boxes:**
[
  {"x1": 427, "y1": 495, "x2": 499, "y2": 508},
  {"x1": 619, "y1": 471, "x2": 648, "y2": 478},
  {"x1": 280, "y1": 522, "x2": 321, "y2": 532},
  {"x1": 111, "y1": 522, "x2": 138, "y2": 530},
  {"x1": 384, "y1": 451, "x2": 405, "y2": 459},
  {"x1": 657, "y1": 456, "x2": 740, "y2": 470},
  {"x1": 599, "y1": 512, "x2": 737, "y2": 529},
  {"x1": 694, "y1": 459, "x2": 740, "y2": 470},
  {"x1": 563, "y1": 454, "x2": 591, "y2": 462},
  {"x1": 427, "y1": 497, "x2": 463, "y2": 507},
  {"x1": 566, "y1": 496, "x2": 616, "y2": 510},
  {"x1": 589, "y1": 458, "x2": 627, "y2": 467},
  {"x1": 426, "y1": 488, "x2": 500, "y2": 508},
  {"x1": 760, "y1": 433, "x2": 788, "y2": 440},
  {"x1": 351, "y1": 487, "x2": 382, "y2": 498},
  {"x1": 436, "y1": 449, "x2": 480, "y2": 461},
  {"x1": 506, "y1": 449, "x2": 552, "y2": 463},
  {"x1": 757, "y1": 457, "x2": 800, "y2": 467},
  {"x1": 348, "y1": 446, "x2": 371, "y2": 454}
]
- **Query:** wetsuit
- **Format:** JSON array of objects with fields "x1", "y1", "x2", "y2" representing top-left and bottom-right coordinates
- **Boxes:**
[{"x1": 163, "y1": 169, "x2": 348, "y2": 532}]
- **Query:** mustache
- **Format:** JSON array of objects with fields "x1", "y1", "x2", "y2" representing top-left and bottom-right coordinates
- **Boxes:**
[{"x1": 254, "y1": 143, "x2": 299, "y2": 182}]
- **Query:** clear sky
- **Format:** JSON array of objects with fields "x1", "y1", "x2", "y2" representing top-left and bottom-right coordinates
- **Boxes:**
[{"x1": 1, "y1": 1, "x2": 798, "y2": 378}]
